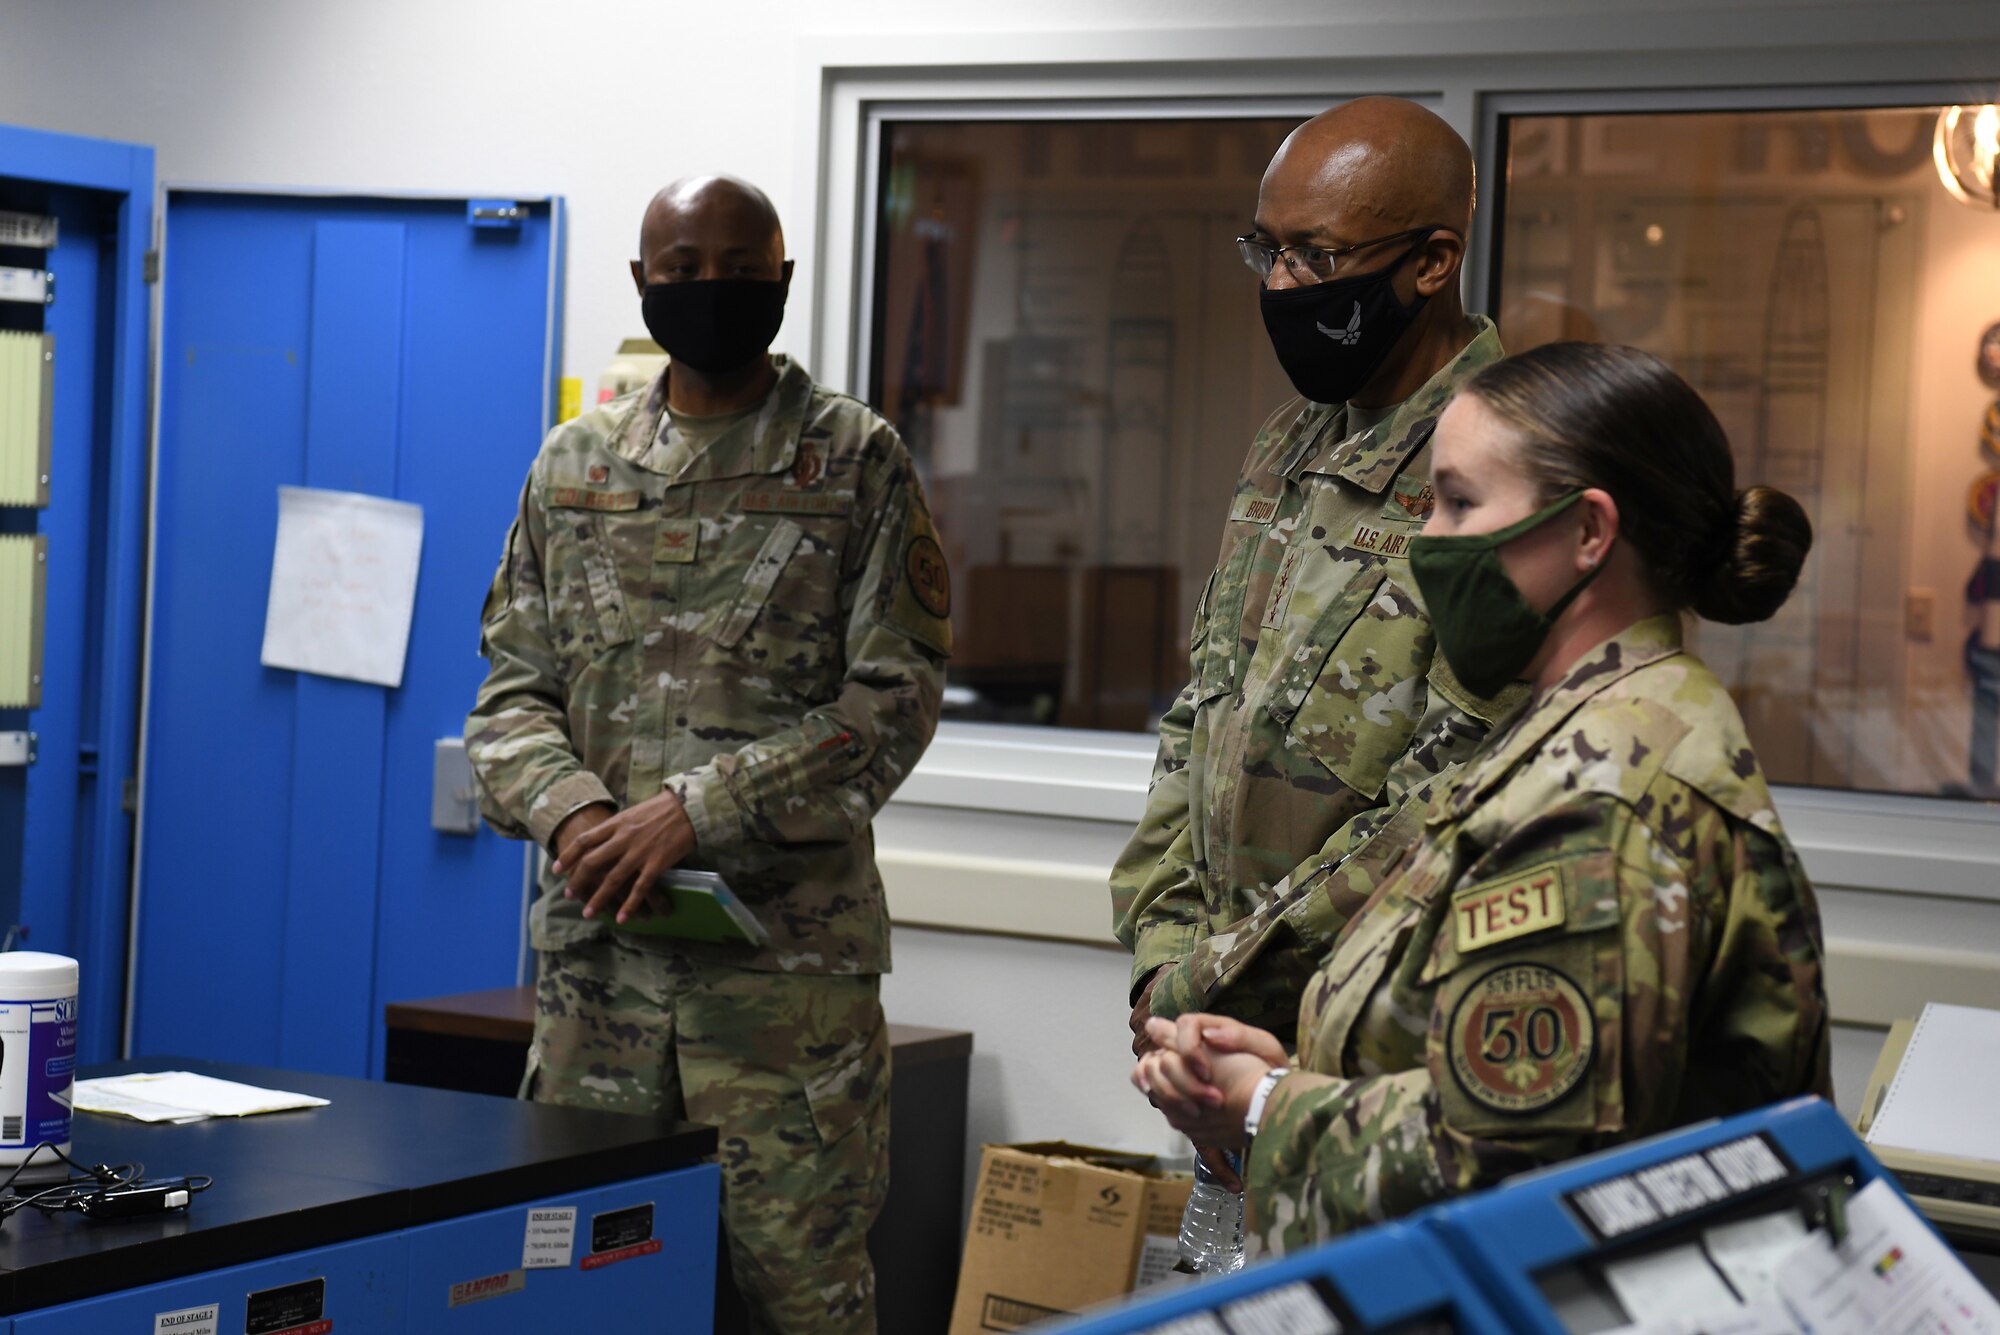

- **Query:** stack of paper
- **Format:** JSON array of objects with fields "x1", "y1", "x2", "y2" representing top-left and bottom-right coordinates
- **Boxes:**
[
  {"x1": 1864, "y1": 1002, "x2": 2000, "y2": 1164},
  {"x1": 1602, "y1": 1180, "x2": 2000, "y2": 1335},
  {"x1": 74, "y1": 1071, "x2": 329, "y2": 1124}
]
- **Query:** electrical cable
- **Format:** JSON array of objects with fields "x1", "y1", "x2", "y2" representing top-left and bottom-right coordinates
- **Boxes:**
[{"x1": 0, "y1": 1142, "x2": 211, "y2": 1224}]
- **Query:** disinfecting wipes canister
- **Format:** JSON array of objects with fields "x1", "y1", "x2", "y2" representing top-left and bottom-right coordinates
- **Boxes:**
[{"x1": 0, "y1": 953, "x2": 77, "y2": 1164}]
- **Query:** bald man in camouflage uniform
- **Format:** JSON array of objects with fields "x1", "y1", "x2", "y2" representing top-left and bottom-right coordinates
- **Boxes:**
[
  {"x1": 1245, "y1": 616, "x2": 1831, "y2": 1248},
  {"x1": 468, "y1": 176, "x2": 948, "y2": 1334},
  {"x1": 1114, "y1": 100, "x2": 1518, "y2": 1056}
]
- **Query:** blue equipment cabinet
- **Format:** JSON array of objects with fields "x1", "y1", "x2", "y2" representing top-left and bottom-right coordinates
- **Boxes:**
[
  {"x1": 1044, "y1": 1219, "x2": 1510, "y2": 1334},
  {"x1": 12, "y1": 1232, "x2": 408, "y2": 1334},
  {"x1": 0, "y1": 124, "x2": 153, "y2": 1064},
  {"x1": 404, "y1": 1170, "x2": 717, "y2": 1331},
  {"x1": 0, "y1": 1060, "x2": 718, "y2": 1332},
  {"x1": 1427, "y1": 1096, "x2": 1907, "y2": 1333}
]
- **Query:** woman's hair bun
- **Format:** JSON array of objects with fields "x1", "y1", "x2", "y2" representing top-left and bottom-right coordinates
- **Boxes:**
[{"x1": 1691, "y1": 485, "x2": 1813, "y2": 625}]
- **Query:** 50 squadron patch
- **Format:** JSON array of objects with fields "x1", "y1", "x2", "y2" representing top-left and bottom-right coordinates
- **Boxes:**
[
  {"x1": 1447, "y1": 962, "x2": 1594, "y2": 1116},
  {"x1": 905, "y1": 535, "x2": 951, "y2": 618}
]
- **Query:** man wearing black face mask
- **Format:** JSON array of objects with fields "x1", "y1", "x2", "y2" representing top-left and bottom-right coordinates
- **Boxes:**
[
  {"x1": 1111, "y1": 99, "x2": 1520, "y2": 1173},
  {"x1": 468, "y1": 176, "x2": 950, "y2": 1333}
]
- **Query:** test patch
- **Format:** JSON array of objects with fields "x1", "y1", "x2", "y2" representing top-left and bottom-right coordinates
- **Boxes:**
[
  {"x1": 1452, "y1": 862, "x2": 1567, "y2": 954},
  {"x1": 1447, "y1": 961, "x2": 1594, "y2": 1116}
]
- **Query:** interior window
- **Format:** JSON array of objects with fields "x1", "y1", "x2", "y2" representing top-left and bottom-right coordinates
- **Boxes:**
[
  {"x1": 869, "y1": 116, "x2": 1302, "y2": 731},
  {"x1": 1493, "y1": 105, "x2": 2000, "y2": 799}
]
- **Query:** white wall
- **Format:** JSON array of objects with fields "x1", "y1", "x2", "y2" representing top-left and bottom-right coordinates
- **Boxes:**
[
  {"x1": 6, "y1": 0, "x2": 1999, "y2": 1215},
  {"x1": 6, "y1": 0, "x2": 1975, "y2": 388},
  {"x1": 0, "y1": 0, "x2": 1332, "y2": 387}
]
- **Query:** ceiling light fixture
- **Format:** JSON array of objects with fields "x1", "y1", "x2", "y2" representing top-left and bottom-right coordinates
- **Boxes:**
[{"x1": 1935, "y1": 104, "x2": 2000, "y2": 209}]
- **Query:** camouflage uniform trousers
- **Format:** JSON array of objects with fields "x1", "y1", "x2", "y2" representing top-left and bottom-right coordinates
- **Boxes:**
[{"x1": 527, "y1": 935, "x2": 890, "y2": 1334}]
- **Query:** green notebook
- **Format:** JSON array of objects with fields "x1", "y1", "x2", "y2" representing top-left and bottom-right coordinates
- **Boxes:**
[{"x1": 613, "y1": 869, "x2": 770, "y2": 948}]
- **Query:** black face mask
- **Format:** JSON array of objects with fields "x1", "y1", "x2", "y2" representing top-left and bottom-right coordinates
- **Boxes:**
[
  {"x1": 1258, "y1": 233, "x2": 1433, "y2": 405},
  {"x1": 641, "y1": 278, "x2": 788, "y2": 375}
]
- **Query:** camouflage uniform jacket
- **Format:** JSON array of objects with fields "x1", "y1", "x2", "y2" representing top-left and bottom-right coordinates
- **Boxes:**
[
  {"x1": 1245, "y1": 615, "x2": 1832, "y2": 1254},
  {"x1": 466, "y1": 355, "x2": 950, "y2": 975},
  {"x1": 1112, "y1": 318, "x2": 1518, "y2": 1028}
]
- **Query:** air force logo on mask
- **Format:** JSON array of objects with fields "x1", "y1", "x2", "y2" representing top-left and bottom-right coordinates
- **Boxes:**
[{"x1": 1317, "y1": 302, "x2": 1363, "y2": 345}]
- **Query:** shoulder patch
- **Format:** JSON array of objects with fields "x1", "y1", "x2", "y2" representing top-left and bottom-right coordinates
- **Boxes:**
[
  {"x1": 880, "y1": 503, "x2": 953, "y2": 657},
  {"x1": 1447, "y1": 958, "x2": 1595, "y2": 1116},
  {"x1": 905, "y1": 535, "x2": 950, "y2": 618},
  {"x1": 1452, "y1": 861, "x2": 1567, "y2": 955}
]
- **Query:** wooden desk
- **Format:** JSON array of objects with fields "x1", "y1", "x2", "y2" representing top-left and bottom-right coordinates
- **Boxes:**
[{"x1": 386, "y1": 987, "x2": 971, "y2": 1335}]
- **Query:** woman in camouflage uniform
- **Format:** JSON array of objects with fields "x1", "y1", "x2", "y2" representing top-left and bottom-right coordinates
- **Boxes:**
[{"x1": 1132, "y1": 341, "x2": 1832, "y2": 1255}]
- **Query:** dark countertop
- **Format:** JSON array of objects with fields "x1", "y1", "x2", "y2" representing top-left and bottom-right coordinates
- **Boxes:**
[
  {"x1": 386, "y1": 987, "x2": 974, "y2": 1067},
  {"x1": 0, "y1": 1057, "x2": 716, "y2": 1314}
]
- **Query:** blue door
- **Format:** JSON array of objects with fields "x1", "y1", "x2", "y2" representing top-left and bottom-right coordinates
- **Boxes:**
[
  {"x1": 0, "y1": 125, "x2": 153, "y2": 1064},
  {"x1": 134, "y1": 190, "x2": 563, "y2": 1075}
]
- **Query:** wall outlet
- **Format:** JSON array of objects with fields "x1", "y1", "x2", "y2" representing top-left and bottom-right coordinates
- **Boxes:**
[{"x1": 1906, "y1": 588, "x2": 1936, "y2": 643}]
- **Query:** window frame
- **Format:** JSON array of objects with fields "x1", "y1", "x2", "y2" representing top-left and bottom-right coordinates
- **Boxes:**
[
  {"x1": 795, "y1": 28, "x2": 2000, "y2": 912},
  {"x1": 852, "y1": 95, "x2": 1344, "y2": 417},
  {"x1": 845, "y1": 92, "x2": 1433, "y2": 805}
]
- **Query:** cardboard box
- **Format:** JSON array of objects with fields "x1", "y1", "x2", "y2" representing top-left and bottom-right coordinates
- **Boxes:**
[{"x1": 948, "y1": 1142, "x2": 1194, "y2": 1335}]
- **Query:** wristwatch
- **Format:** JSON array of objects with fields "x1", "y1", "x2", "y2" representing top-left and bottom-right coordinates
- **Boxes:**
[{"x1": 1244, "y1": 1066, "x2": 1291, "y2": 1141}]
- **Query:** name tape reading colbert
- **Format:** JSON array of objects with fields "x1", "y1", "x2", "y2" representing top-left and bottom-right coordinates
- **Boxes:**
[
  {"x1": 1566, "y1": 1133, "x2": 1793, "y2": 1240},
  {"x1": 523, "y1": 1205, "x2": 577, "y2": 1269},
  {"x1": 154, "y1": 1304, "x2": 219, "y2": 1335}
]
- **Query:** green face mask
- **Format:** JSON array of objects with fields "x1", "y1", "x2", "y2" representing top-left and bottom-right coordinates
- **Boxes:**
[{"x1": 1408, "y1": 490, "x2": 1603, "y2": 699}]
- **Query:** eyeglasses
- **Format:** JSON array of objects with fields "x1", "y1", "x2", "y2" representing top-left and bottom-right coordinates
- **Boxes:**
[{"x1": 1234, "y1": 225, "x2": 1445, "y2": 283}]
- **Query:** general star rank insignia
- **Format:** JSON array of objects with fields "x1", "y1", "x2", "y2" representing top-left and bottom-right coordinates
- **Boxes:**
[
  {"x1": 1261, "y1": 543, "x2": 1307, "y2": 630},
  {"x1": 1448, "y1": 962, "x2": 1594, "y2": 1116}
]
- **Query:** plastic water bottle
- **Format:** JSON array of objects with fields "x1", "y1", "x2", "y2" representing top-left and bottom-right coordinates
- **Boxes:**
[{"x1": 1176, "y1": 1150, "x2": 1245, "y2": 1274}]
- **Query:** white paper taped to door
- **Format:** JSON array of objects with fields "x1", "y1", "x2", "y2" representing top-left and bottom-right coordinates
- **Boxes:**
[{"x1": 261, "y1": 486, "x2": 424, "y2": 688}]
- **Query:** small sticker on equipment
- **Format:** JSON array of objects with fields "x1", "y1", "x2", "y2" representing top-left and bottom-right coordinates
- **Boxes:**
[
  {"x1": 523, "y1": 1204, "x2": 578, "y2": 1269},
  {"x1": 582, "y1": 1201, "x2": 661, "y2": 1271},
  {"x1": 154, "y1": 1304, "x2": 220, "y2": 1335},
  {"x1": 448, "y1": 1270, "x2": 526, "y2": 1308},
  {"x1": 243, "y1": 1277, "x2": 327, "y2": 1335}
]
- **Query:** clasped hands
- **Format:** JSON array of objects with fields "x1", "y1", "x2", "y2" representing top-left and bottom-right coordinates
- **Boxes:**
[
  {"x1": 550, "y1": 790, "x2": 697, "y2": 925},
  {"x1": 1130, "y1": 1011, "x2": 1288, "y2": 1163}
]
